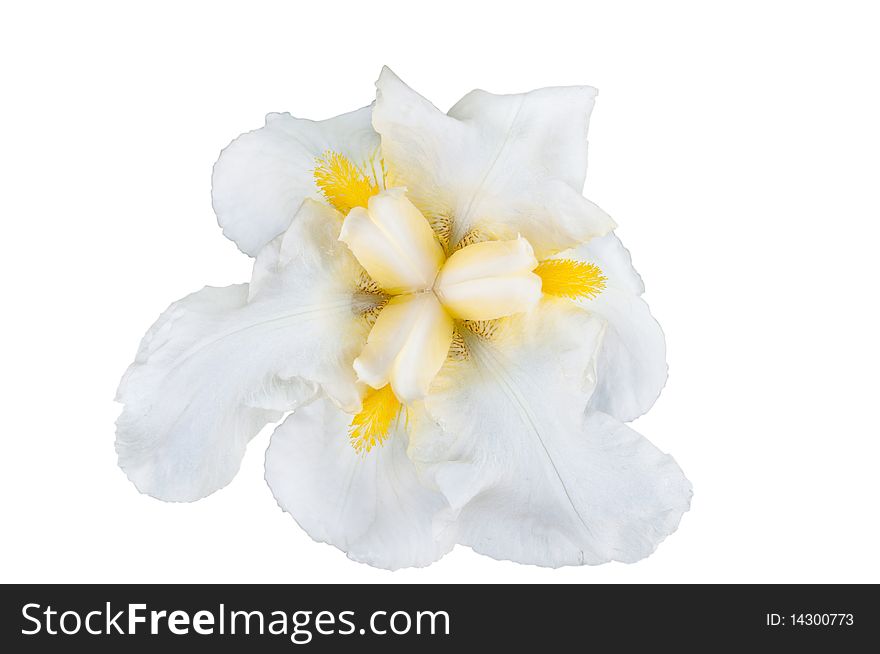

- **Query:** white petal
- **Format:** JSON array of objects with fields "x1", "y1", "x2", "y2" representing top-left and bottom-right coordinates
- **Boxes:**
[
  {"x1": 434, "y1": 237, "x2": 541, "y2": 320},
  {"x1": 212, "y1": 106, "x2": 379, "y2": 256},
  {"x1": 573, "y1": 232, "x2": 645, "y2": 295},
  {"x1": 116, "y1": 201, "x2": 369, "y2": 501},
  {"x1": 265, "y1": 397, "x2": 454, "y2": 570},
  {"x1": 565, "y1": 233, "x2": 667, "y2": 421},
  {"x1": 354, "y1": 293, "x2": 453, "y2": 402},
  {"x1": 339, "y1": 188, "x2": 445, "y2": 294},
  {"x1": 373, "y1": 67, "x2": 615, "y2": 258},
  {"x1": 410, "y1": 301, "x2": 690, "y2": 566}
]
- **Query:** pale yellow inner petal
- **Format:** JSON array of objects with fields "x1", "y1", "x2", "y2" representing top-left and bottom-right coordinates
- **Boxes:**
[
  {"x1": 353, "y1": 292, "x2": 454, "y2": 403},
  {"x1": 339, "y1": 188, "x2": 446, "y2": 294},
  {"x1": 434, "y1": 237, "x2": 542, "y2": 320}
]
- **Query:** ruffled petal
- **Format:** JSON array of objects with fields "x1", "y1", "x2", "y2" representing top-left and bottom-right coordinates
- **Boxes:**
[
  {"x1": 565, "y1": 233, "x2": 667, "y2": 421},
  {"x1": 265, "y1": 397, "x2": 454, "y2": 570},
  {"x1": 373, "y1": 67, "x2": 615, "y2": 258},
  {"x1": 339, "y1": 188, "x2": 445, "y2": 294},
  {"x1": 410, "y1": 301, "x2": 690, "y2": 566},
  {"x1": 354, "y1": 293, "x2": 453, "y2": 402},
  {"x1": 116, "y1": 201, "x2": 370, "y2": 501},
  {"x1": 212, "y1": 106, "x2": 379, "y2": 256}
]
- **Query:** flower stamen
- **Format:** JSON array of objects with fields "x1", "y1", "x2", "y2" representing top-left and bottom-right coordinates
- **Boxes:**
[
  {"x1": 426, "y1": 211, "x2": 453, "y2": 250},
  {"x1": 536, "y1": 259, "x2": 606, "y2": 300},
  {"x1": 454, "y1": 228, "x2": 488, "y2": 251},
  {"x1": 314, "y1": 151, "x2": 379, "y2": 214},
  {"x1": 349, "y1": 384, "x2": 401, "y2": 453},
  {"x1": 447, "y1": 328, "x2": 469, "y2": 361},
  {"x1": 461, "y1": 319, "x2": 501, "y2": 341}
]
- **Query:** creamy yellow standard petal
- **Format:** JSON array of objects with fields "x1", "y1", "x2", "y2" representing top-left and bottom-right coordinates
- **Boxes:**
[
  {"x1": 434, "y1": 237, "x2": 542, "y2": 320},
  {"x1": 353, "y1": 293, "x2": 453, "y2": 402},
  {"x1": 339, "y1": 188, "x2": 445, "y2": 294}
]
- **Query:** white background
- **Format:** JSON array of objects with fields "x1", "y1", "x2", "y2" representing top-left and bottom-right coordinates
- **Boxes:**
[{"x1": 1, "y1": 0, "x2": 878, "y2": 584}]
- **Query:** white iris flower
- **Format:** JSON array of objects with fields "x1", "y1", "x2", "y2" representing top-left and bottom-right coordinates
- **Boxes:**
[{"x1": 116, "y1": 67, "x2": 691, "y2": 569}]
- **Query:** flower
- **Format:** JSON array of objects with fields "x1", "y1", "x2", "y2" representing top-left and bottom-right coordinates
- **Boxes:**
[{"x1": 116, "y1": 67, "x2": 691, "y2": 569}]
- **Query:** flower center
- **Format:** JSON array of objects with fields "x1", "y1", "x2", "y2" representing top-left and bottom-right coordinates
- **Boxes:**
[
  {"x1": 314, "y1": 152, "x2": 606, "y2": 452},
  {"x1": 338, "y1": 187, "x2": 543, "y2": 404}
]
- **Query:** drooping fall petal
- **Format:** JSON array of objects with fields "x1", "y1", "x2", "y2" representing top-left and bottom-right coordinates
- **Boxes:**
[
  {"x1": 409, "y1": 301, "x2": 690, "y2": 566},
  {"x1": 212, "y1": 107, "x2": 379, "y2": 256},
  {"x1": 265, "y1": 397, "x2": 455, "y2": 570},
  {"x1": 562, "y1": 233, "x2": 668, "y2": 422},
  {"x1": 116, "y1": 200, "x2": 369, "y2": 501}
]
